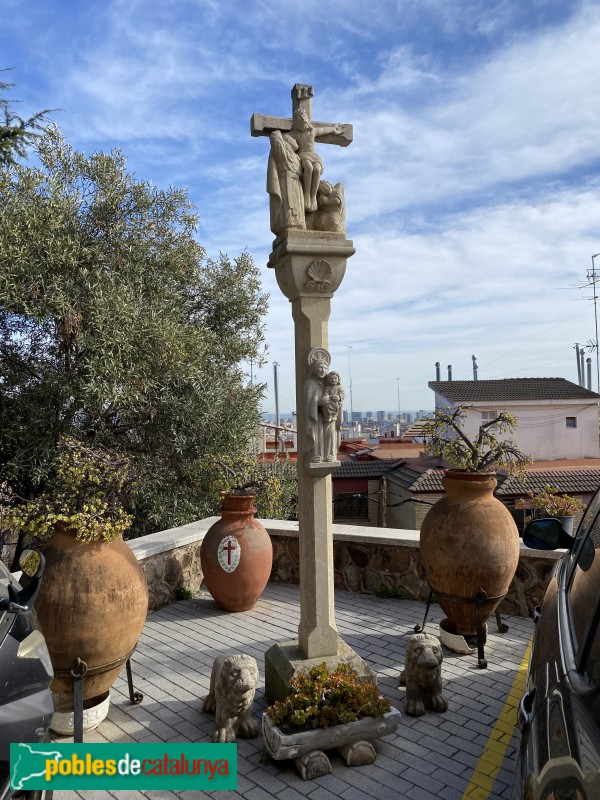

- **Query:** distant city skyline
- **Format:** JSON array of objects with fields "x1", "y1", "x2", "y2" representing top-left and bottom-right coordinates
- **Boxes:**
[
  {"x1": 261, "y1": 410, "x2": 430, "y2": 423},
  {"x1": 3, "y1": 1, "x2": 600, "y2": 413}
]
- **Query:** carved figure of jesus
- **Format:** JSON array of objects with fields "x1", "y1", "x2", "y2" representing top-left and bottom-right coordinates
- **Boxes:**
[
  {"x1": 321, "y1": 371, "x2": 345, "y2": 462},
  {"x1": 291, "y1": 108, "x2": 346, "y2": 213}
]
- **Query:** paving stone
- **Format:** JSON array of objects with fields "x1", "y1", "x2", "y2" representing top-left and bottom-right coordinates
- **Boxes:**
[
  {"x1": 407, "y1": 785, "x2": 463, "y2": 800},
  {"x1": 307, "y1": 787, "x2": 346, "y2": 800},
  {"x1": 53, "y1": 584, "x2": 532, "y2": 800}
]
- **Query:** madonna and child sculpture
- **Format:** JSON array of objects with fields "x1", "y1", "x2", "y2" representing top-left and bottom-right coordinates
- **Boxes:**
[{"x1": 304, "y1": 349, "x2": 345, "y2": 465}]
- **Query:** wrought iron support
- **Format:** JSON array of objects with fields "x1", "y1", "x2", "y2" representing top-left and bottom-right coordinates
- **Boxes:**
[
  {"x1": 71, "y1": 658, "x2": 87, "y2": 744},
  {"x1": 414, "y1": 589, "x2": 434, "y2": 634},
  {"x1": 126, "y1": 658, "x2": 143, "y2": 705},
  {"x1": 65, "y1": 653, "x2": 142, "y2": 743},
  {"x1": 413, "y1": 585, "x2": 509, "y2": 668}
]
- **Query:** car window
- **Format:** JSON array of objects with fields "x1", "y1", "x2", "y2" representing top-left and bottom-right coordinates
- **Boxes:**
[
  {"x1": 567, "y1": 508, "x2": 600, "y2": 659},
  {"x1": 569, "y1": 489, "x2": 600, "y2": 574}
]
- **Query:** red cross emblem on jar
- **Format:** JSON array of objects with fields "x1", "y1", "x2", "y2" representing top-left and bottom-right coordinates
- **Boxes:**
[{"x1": 217, "y1": 535, "x2": 241, "y2": 573}]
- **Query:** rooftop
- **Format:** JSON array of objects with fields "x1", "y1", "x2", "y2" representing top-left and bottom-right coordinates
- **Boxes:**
[
  {"x1": 333, "y1": 459, "x2": 402, "y2": 479},
  {"x1": 54, "y1": 583, "x2": 533, "y2": 800},
  {"x1": 374, "y1": 454, "x2": 600, "y2": 497},
  {"x1": 428, "y1": 378, "x2": 600, "y2": 402}
]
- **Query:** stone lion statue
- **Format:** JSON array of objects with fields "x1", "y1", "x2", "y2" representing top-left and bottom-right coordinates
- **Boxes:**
[
  {"x1": 203, "y1": 654, "x2": 260, "y2": 742},
  {"x1": 399, "y1": 633, "x2": 448, "y2": 717}
]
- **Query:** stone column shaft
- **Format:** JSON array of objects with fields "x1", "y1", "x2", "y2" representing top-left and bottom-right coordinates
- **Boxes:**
[
  {"x1": 292, "y1": 297, "x2": 337, "y2": 657},
  {"x1": 268, "y1": 230, "x2": 355, "y2": 660}
]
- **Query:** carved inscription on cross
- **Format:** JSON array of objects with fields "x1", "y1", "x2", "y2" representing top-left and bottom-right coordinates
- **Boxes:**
[{"x1": 252, "y1": 84, "x2": 353, "y2": 223}]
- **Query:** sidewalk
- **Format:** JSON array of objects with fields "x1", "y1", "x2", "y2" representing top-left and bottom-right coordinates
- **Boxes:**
[{"x1": 54, "y1": 583, "x2": 533, "y2": 800}]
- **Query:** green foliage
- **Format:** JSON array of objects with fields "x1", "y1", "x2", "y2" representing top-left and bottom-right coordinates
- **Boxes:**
[
  {"x1": 175, "y1": 585, "x2": 194, "y2": 601},
  {"x1": 0, "y1": 128, "x2": 268, "y2": 537},
  {"x1": 2, "y1": 437, "x2": 133, "y2": 542},
  {"x1": 375, "y1": 586, "x2": 405, "y2": 599},
  {"x1": 521, "y1": 485, "x2": 585, "y2": 517},
  {"x1": 423, "y1": 406, "x2": 532, "y2": 474},
  {"x1": 266, "y1": 663, "x2": 391, "y2": 734},
  {"x1": 1, "y1": 71, "x2": 51, "y2": 165},
  {"x1": 204, "y1": 455, "x2": 297, "y2": 520}
]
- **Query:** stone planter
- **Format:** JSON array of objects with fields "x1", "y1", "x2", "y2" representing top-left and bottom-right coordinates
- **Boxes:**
[{"x1": 262, "y1": 708, "x2": 401, "y2": 779}]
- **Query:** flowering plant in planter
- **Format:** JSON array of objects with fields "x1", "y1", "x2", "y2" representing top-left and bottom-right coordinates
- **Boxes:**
[
  {"x1": 2, "y1": 436, "x2": 134, "y2": 543},
  {"x1": 265, "y1": 663, "x2": 391, "y2": 734},
  {"x1": 422, "y1": 406, "x2": 532, "y2": 474},
  {"x1": 526, "y1": 485, "x2": 585, "y2": 517}
]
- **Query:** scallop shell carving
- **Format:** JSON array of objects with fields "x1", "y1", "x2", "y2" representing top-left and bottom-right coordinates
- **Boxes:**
[{"x1": 305, "y1": 259, "x2": 333, "y2": 292}]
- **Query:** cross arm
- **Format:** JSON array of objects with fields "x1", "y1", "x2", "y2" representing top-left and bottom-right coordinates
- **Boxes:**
[{"x1": 250, "y1": 113, "x2": 353, "y2": 146}]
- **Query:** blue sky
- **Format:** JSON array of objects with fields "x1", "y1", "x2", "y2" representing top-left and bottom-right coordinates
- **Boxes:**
[{"x1": 3, "y1": 0, "x2": 600, "y2": 416}]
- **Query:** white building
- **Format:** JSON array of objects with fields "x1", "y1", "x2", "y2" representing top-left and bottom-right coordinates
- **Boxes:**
[{"x1": 428, "y1": 378, "x2": 600, "y2": 461}]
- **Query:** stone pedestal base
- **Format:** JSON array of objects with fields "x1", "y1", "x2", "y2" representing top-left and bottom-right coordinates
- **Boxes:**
[{"x1": 264, "y1": 637, "x2": 377, "y2": 703}]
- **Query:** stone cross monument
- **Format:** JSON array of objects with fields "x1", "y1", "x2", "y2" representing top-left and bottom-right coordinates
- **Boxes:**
[{"x1": 252, "y1": 84, "x2": 375, "y2": 700}]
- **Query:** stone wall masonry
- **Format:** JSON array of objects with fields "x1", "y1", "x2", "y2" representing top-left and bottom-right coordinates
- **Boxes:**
[
  {"x1": 128, "y1": 517, "x2": 561, "y2": 616},
  {"x1": 129, "y1": 517, "x2": 217, "y2": 610}
]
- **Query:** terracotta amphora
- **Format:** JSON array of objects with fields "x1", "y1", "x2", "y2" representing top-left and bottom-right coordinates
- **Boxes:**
[
  {"x1": 36, "y1": 525, "x2": 148, "y2": 704},
  {"x1": 420, "y1": 471, "x2": 520, "y2": 636},
  {"x1": 200, "y1": 494, "x2": 273, "y2": 612}
]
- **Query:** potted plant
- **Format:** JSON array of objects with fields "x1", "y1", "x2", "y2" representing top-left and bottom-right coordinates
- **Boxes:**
[
  {"x1": 419, "y1": 407, "x2": 532, "y2": 654},
  {"x1": 422, "y1": 406, "x2": 532, "y2": 474},
  {"x1": 2, "y1": 436, "x2": 148, "y2": 730},
  {"x1": 262, "y1": 662, "x2": 400, "y2": 780},
  {"x1": 525, "y1": 485, "x2": 584, "y2": 536}
]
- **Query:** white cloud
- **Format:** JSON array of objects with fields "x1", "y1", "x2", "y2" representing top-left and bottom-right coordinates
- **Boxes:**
[{"x1": 3, "y1": 0, "x2": 600, "y2": 412}]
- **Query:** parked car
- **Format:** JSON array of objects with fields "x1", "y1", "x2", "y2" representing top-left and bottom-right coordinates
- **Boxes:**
[{"x1": 513, "y1": 486, "x2": 600, "y2": 799}]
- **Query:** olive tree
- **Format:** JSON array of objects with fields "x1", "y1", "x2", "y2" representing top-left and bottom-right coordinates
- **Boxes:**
[
  {"x1": 1, "y1": 72, "x2": 51, "y2": 165},
  {"x1": 0, "y1": 127, "x2": 269, "y2": 536}
]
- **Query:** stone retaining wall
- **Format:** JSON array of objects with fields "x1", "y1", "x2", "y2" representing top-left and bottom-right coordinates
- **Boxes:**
[
  {"x1": 129, "y1": 518, "x2": 217, "y2": 610},
  {"x1": 129, "y1": 517, "x2": 560, "y2": 616}
]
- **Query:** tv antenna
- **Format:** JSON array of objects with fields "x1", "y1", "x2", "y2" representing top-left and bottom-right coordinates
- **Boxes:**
[{"x1": 576, "y1": 254, "x2": 600, "y2": 394}]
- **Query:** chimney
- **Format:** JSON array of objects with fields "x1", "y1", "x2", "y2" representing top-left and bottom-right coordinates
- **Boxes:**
[
  {"x1": 472, "y1": 354, "x2": 478, "y2": 381},
  {"x1": 435, "y1": 361, "x2": 440, "y2": 381},
  {"x1": 576, "y1": 343, "x2": 582, "y2": 385},
  {"x1": 587, "y1": 358, "x2": 593, "y2": 391},
  {"x1": 447, "y1": 364, "x2": 452, "y2": 381}
]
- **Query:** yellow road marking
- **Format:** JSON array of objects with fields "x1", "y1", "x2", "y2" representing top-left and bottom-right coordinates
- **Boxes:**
[{"x1": 460, "y1": 638, "x2": 532, "y2": 800}]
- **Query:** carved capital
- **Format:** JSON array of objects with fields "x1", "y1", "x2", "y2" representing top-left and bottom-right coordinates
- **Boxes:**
[{"x1": 268, "y1": 232, "x2": 354, "y2": 301}]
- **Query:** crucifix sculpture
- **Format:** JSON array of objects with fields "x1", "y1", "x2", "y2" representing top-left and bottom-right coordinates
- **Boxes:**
[
  {"x1": 252, "y1": 85, "x2": 375, "y2": 702},
  {"x1": 252, "y1": 84, "x2": 352, "y2": 235}
]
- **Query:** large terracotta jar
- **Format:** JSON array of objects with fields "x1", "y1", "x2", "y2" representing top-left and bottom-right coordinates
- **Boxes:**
[
  {"x1": 420, "y1": 471, "x2": 520, "y2": 636},
  {"x1": 200, "y1": 494, "x2": 273, "y2": 612},
  {"x1": 36, "y1": 525, "x2": 148, "y2": 706}
]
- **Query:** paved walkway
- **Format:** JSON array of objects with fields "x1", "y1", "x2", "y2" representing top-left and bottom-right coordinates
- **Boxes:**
[{"x1": 54, "y1": 584, "x2": 533, "y2": 800}]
